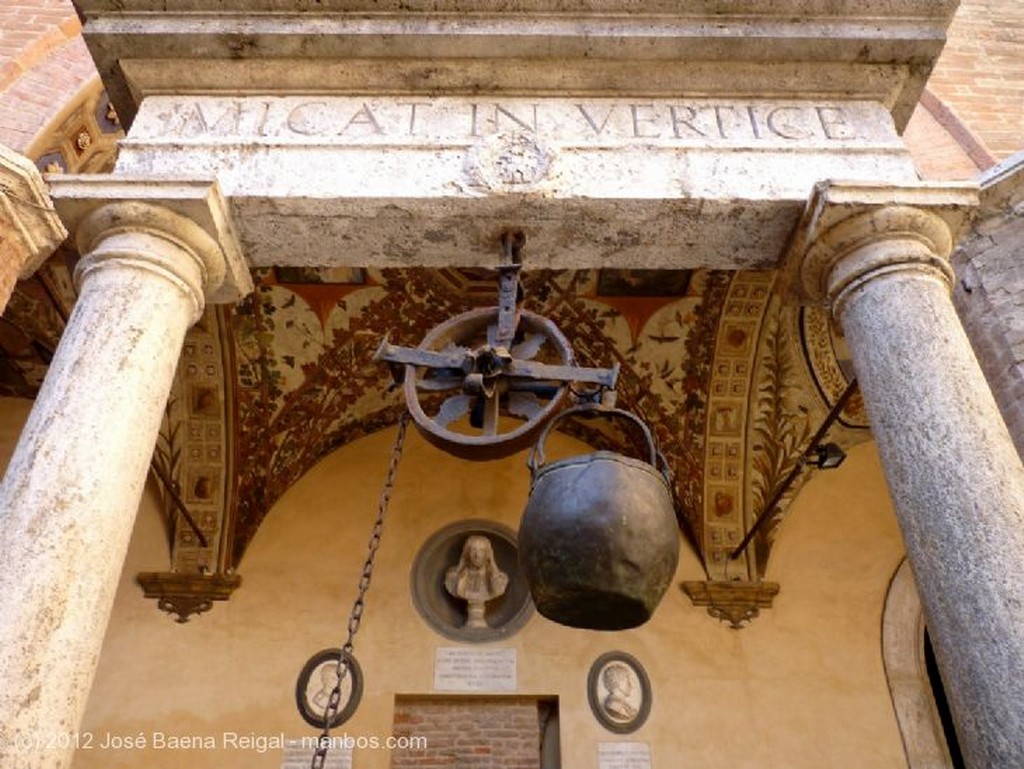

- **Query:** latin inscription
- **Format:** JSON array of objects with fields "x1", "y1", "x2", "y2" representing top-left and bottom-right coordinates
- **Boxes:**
[
  {"x1": 598, "y1": 742, "x2": 652, "y2": 769},
  {"x1": 133, "y1": 97, "x2": 892, "y2": 146},
  {"x1": 433, "y1": 647, "x2": 517, "y2": 692}
]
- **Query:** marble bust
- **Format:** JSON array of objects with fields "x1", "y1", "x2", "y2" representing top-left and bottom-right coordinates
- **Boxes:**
[{"x1": 444, "y1": 534, "x2": 509, "y2": 628}]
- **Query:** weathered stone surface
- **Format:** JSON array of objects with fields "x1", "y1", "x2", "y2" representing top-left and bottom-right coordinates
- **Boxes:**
[
  {"x1": 953, "y1": 151, "x2": 1024, "y2": 456},
  {"x1": 783, "y1": 180, "x2": 977, "y2": 304},
  {"x1": 71, "y1": 1, "x2": 956, "y2": 269},
  {"x1": 73, "y1": 1, "x2": 958, "y2": 130},
  {"x1": 0, "y1": 144, "x2": 67, "y2": 312},
  {"x1": 114, "y1": 96, "x2": 917, "y2": 269}
]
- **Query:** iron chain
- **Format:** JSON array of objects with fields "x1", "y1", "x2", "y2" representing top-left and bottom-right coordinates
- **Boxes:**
[{"x1": 311, "y1": 412, "x2": 410, "y2": 769}]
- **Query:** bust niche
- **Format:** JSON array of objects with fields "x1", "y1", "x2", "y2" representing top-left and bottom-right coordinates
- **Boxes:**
[{"x1": 411, "y1": 520, "x2": 533, "y2": 642}]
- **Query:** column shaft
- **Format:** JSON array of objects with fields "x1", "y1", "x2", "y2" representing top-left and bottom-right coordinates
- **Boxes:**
[
  {"x1": 837, "y1": 251, "x2": 1024, "y2": 768},
  {"x1": 0, "y1": 229, "x2": 204, "y2": 768}
]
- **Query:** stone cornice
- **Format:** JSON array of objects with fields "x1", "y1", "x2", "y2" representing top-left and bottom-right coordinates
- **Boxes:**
[
  {"x1": 46, "y1": 176, "x2": 253, "y2": 305},
  {"x1": 73, "y1": 1, "x2": 958, "y2": 129},
  {"x1": 977, "y1": 150, "x2": 1024, "y2": 220}
]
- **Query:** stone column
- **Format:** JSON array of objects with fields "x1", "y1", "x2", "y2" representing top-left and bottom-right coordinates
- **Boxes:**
[
  {"x1": 791, "y1": 181, "x2": 1024, "y2": 769},
  {"x1": 0, "y1": 179, "x2": 251, "y2": 768},
  {"x1": 0, "y1": 144, "x2": 67, "y2": 312}
]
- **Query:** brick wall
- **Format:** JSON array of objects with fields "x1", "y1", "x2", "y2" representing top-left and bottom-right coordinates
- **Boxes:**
[
  {"x1": 0, "y1": 0, "x2": 80, "y2": 89},
  {"x1": 952, "y1": 156, "x2": 1024, "y2": 458},
  {"x1": 928, "y1": 0, "x2": 1024, "y2": 160},
  {"x1": 904, "y1": 93, "x2": 988, "y2": 181},
  {"x1": 391, "y1": 696, "x2": 553, "y2": 769}
]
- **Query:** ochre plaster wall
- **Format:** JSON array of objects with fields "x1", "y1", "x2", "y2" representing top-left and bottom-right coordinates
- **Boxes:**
[{"x1": 50, "y1": 421, "x2": 911, "y2": 769}]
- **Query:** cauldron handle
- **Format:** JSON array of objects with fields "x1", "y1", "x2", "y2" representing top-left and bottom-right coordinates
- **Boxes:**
[{"x1": 528, "y1": 403, "x2": 662, "y2": 478}]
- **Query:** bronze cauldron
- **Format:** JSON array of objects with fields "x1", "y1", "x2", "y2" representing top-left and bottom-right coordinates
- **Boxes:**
[{"x1": 518, "y1": 405, "x2": 680, "y2": 630}]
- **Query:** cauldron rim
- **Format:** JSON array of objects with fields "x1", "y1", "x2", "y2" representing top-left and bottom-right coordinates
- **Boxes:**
[{"x1": 530, "y1": 449, "x2": 671, "y2": 489}]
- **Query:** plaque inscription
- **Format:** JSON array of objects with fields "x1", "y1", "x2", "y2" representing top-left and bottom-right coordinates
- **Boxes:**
[
  {"x1": 597, "y1": 742, "x2": 653, "y2": 769},
  {"x1": 433, "y1": 647, "x2": 517, "y2": 692}
]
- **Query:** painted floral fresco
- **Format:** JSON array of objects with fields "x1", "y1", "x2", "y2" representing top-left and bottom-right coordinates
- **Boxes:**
[{"x1": 227, "y1": 268, "x2": 729, "y2": 565}]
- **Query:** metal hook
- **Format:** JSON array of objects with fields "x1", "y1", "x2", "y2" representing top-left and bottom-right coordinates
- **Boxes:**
[{"x1": 501, "y1": 229, "x2": 526, "y2": 265}]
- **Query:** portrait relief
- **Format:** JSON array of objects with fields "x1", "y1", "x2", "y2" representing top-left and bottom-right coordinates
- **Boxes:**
[
  {"x1": 587, "y1": 651, "x2": 651, "y2": 733},
  {"x1": 295, "y1": 649, "x2": 364, "y2": 728}
]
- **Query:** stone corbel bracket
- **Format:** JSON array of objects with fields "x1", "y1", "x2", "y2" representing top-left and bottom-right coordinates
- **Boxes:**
[
  {"x1": 137, "y1": 571, "x2": 242, "y2": 623},
  {"x1": 681, "y1": 580, "x2": 781, "y2": 630},
  {"x1": 0, "y1": 144, "x2": 68, "y2": 311}
]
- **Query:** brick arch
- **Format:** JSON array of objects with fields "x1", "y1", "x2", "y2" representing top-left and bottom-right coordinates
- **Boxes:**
[
  {"x1": 0, "y1": 1, "x2": 97, "y2": 156},
  {"x1": 0, "y1": 3, "x2": 125, "y2": 401},
  {"x1": 904, "y1": 89, "x2": 996, "y2": 182}
]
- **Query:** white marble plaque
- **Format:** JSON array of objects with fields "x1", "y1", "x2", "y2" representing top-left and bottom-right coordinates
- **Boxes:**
[
  {"x1": 433, "y1": 647, "x2": 517, "y2": 692},
  {"x1": 598, "y1": 742, "x2": 652, "y2": 769},
  {"x1": 281, "y1": 738, "x2": 352, "y2": 769}
]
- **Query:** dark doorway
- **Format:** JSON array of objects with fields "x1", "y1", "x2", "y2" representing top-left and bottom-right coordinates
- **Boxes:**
[{"x1": 924, "y1": 630, "x2": 966, "y2": 769}]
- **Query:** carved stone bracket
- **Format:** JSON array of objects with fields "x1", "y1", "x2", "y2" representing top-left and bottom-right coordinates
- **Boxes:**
[
  {"x1": 680, "y1": 580, "x2": 780, "y2": 629},
  {"x1": 137, "y1": 571, "x2": 242, "y2": 623},
  {"x1": 0, "y1": 144, "x2": 67, "y2": 312}
]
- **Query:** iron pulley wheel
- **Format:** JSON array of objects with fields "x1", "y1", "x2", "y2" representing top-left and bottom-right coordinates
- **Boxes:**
[
  {"x1": 374, "y1": 231, "x2": 619, "y2": 459},
  {"x1": 395, "y1": 307, "x2": 580, "y2": 460}
]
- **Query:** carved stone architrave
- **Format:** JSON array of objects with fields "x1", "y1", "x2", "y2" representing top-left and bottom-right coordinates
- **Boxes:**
[
  {"x1": 467, "y1": 131, "x2": 553, "y2": 192},
  {"x1": 680, "y1": 580, "x2": 780, "y2": 630},
  {"x1": 137, "y1": 572, "x2": 242, "y2": 623}
]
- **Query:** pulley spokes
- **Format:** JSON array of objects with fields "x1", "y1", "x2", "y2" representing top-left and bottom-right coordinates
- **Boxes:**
[{"x1": 374, "y1": 231, "x2": 618, "y2": 460}]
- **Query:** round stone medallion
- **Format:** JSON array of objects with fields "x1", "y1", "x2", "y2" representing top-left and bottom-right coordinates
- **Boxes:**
[
  {"x1": 410, "y1": 519, "x2": 533, "y2": 642},
  {"x1": 468, "y1": 132, "x2": 552, "y2": 191}
]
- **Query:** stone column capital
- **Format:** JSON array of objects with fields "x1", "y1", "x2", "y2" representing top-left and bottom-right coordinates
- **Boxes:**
[
  {"x1": 47, "y1": 176, "x2": 253, "y2": 311},
  {"x1": 0, "y1": 144, "x2": 68, "y2": 311},
  {"x1": 784, "y1": 181, "x2": 978, "y2": 314}
]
